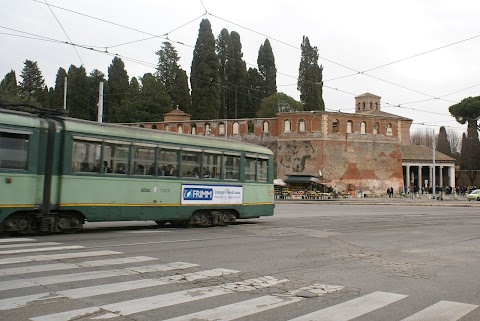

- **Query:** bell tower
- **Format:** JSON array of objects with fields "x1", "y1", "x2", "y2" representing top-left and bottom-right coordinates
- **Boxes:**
[{"x1": 355, "y1": 93, "x2": 381, "y2": 113}]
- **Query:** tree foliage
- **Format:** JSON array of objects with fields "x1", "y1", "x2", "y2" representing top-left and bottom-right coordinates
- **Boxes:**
[
  {"x1": 246, "y1": 67, "x2": 263, "y2": 117},
  {"x1": 52, "y1": 67, "x2": 67, "y2": 109},
  {"x1": 257, "y1": 39, "x2": 277, "y2": 98},
  {"x1": 190, "y1": 19, "x2": 220, "y2": 120},
  {"x1": 229, "y1": 31, "x2": 248, "y2": 119},
  {"x1": 0, "y1": 70, "x2": 20, "y2": 102},
  {"x1": 216, "y1": 28, "x2": 235, "y2": 119},
  {"x1": 107, "y1": 57, "x2": 129, "y2": 122},
  {"x1": 449, "y1": 96, "x2": 480, "y2": 132},
  {"x1": 436, "y1": 126, "x2": 452, "y2": 157},
  {"x1": 18, "y1": 60, "x2": 45, "y2": 105},
  {"x1": 155, "y1": 41, "x2": 191, "y2": 112},
  {"x1": 256, "y1": 92, "x2": 303, "y2": 118},
  {"x1": 297, "y1": 36, "x2": 325, "y2": 111},
  {"x1": 66, "y1": 65, "x2": 91, "y2": 120}
]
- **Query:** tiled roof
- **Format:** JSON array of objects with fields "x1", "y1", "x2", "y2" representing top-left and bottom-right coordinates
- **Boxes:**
[
  {"x1": 164, "y1": 108, "x2": 190, "y2": 117},
  {"x1": 355, "y1": 92, "x2": 381, "y2": 99},
  {"x1": 401, "y1": 144, "x2": 455, "y2": 162},
  {"x1": 356, "y1": 109, "x2": 412, "y2": 120}
]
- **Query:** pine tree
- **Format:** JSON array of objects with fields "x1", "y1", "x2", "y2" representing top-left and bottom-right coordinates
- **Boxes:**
[
  {"x1": 298, "y1": 36, "x2": 325, "y2": 111},
  {"x1": 229, "y1": 31, "x2": 248, "y2": 118},
  {"x1": 155, "y1": 42, "x2": 191, "y2": 112},
  {"x1": 66, "y1": 65, "x2": 91, "y2": 120},
  {"x1": 107, "y1": 57, "x2": 129, "y2": 122},
  {"x1": 190, "y1": 19, "x2": 220, "y2": 120},
  {"x1": 52, "y1": 67, "x2": 67, "y2": 109},
  {"x1": 0, "y1": 70, "x2": 20, "y2": 102},
  {"x1": 436, "y1": 126, "x2": 452, "y2": 156},
  {"x1": 18, "y1": 60, "x2": 45, "y2": 104},
  {"x1": 257, "y1": 39, "x2": 277, "y2": 97}
]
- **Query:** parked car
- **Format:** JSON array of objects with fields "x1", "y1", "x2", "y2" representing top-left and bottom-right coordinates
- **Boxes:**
[{"x1": 467, "y1": 189, "x2": 480, "y2": 201}]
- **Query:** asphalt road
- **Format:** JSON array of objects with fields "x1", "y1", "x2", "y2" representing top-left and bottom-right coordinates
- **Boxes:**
[{"x1": 1, "y1": 203, "x2": 480, "y2": 320}]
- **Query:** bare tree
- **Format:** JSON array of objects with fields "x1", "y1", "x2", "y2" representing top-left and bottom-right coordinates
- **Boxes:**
[
  {"x1": 410, "y1": 129, "x2": 435, "y2": 147},
  {"x1": 447, "y1": 128, "x2": 462, "y2": 153}
]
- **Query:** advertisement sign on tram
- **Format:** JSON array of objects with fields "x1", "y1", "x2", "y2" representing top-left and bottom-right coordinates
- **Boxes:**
[{"x1": 181, "y1": 184, "x2": 243, "y2": 205}]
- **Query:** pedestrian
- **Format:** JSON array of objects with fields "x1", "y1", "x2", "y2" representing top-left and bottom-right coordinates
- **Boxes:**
[{"x1": 387, "y1": 187, "x2": 391, "y2": 198}]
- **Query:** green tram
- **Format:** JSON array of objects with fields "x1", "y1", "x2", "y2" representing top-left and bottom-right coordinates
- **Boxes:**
[{"x1": 0, "y1": 106, "x2": 275, "y2": 233}]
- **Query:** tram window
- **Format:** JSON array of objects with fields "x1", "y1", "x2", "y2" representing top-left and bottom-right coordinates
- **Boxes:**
[
  {"x1": 203, "y1": 153, "x2": 221, "y2": 179},
  {"x1": 257, "y1": 158, "x2": 268, "y2": 182},
  {"x1": 182, "y1": 151, "x2": 201, "y2": 178},
  {"x1": 245, "y1": 157, "x2": 256, "y2": 181},
  {"x1": 0, "y1": 132, "x2": 29, "y2": 170},
  {"x1": 158, "y1": 148, "x2": 178, "y2": 177},
  {"x1": 132, "y1": 146, "x2": 155, "y2": 175},
  {"x1": 104, "y1": 143, "x2": 129, "y2": 174},
  {"x1": 224, "y1": 154, "x2": 240, "y2": 180},
  {"x1": 72, "y1": 140, "x2": 101, "y2": 173}
]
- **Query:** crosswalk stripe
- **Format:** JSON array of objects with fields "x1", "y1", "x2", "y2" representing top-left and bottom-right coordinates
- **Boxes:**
[
  {"x1": 0, "y1": 242, "x2": 61, "y2": 249},
  {"x1": 0, "y1": 238, "x2": 36, "y2": 243},
  {"x1": 164, "y1": 295, "x2": 303, "y2": 321},
  {"x1": 0, "y1": 262, "x2": 198, "y2": 291},
  {"x1": 0, "y1": 250, "x2": 122, "y2": 265},
  {"x1": 0, "y1": 256, "x2": 157, "y2": 276},
  {"x1": 401, "y1": 300, "x2": 479, "y2": 321},
  {"x1": 30, "y1": 276, "x2": 288, "y2": 321},
  {"x1": 0, "y1": 268, "x2": 238, "y2": 310},
  {"x1": 289, "y1": 291, "x2": 407, "y2": 321},
  {"x1": 0, "y1": 245, "x2": 84, "y2": 255}
]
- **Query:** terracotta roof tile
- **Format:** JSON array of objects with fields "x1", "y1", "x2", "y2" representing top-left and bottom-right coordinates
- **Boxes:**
[{"x1": 401, "y1": 145, "x2": 455, "y2": 162}]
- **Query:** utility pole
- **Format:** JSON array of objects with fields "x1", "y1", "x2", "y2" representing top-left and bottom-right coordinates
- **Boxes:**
[
  {"x1": 97, "y1": 81, "x2": 104, "y2": 123},
  {"x1": 432, "y1": 129, "x2": 436, "y2": 198},
  {"x1": 63, "y1": 77, "x2": 68, "y2": 110}
]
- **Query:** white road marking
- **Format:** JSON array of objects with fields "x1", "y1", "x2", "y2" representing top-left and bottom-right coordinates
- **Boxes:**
[
  {"x1": 0, "y1": 250, "x2": 122, "y2": 265},
  {"x1": 0, "y1": 256, "x2": 157, "y2": 276},
  {"x1": 164, "y1": 295, "x2": 303, "y2": 321},
  {"x1": 289, "y1": 291, "x2": 407, "y2": 321},
  {"x1": 0, "y1": 262, "x2": 197, "y2": 291},
  {"x1": 30, "y1": 276, "x2": 288, "y2": 320},
  {"x1": 0, "y1": 268, "x2": 237, "y2": 310},
  {"x1": 0, "y1": 238, "x2": 36, "y2": 243},
  {"x1": 0, "y1": 245, "x2": 84, "y2": 255},
  {"x1": 0, "y1": 242, "x2": 61, "y2": 249},
  {"x1": 402, "y1": 300, "x2": 479, "y2": 321}
]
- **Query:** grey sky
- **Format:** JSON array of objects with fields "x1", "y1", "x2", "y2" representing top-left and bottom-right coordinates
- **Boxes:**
[{"x1": 2, "y1": 0, "x2": 479, "y2": 133}]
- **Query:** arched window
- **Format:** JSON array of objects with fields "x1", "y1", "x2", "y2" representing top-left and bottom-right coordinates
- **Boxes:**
[
  {"x1": 204, "y1": 123, "x2": 211, "y2": 135},
  {"x1": 177, "y1": 124, "x2": 183, "y2": 133},
  {"x1": 218, "y1": 122, "x2": 225, "y2": 135},
  {"x1": 357, "y1": 103, "x2": 360, "y2": 111},
  {"x1": 298, "y1": 119, "x2": 306, "y2": 132},
  {"x1": 151, "y1": 124, "x2": 157, "y2": 130},
  {"x1": 373, "y1": 122, "x2": 379, "y2": 134},
  {"x1": 190, "y1": 124, "x2": 196, "y2": 135},
  {"x1": 263, "y1": 121, "x2": 269, "y2": 133},
  {"x1": 232, "y1": 122, "x2": 239, "y2": 135},
  {"x1": 375, "y1": 102, "x2": 378, "y2": 110},
  {"x1": 363, "y1": 102, "x2": 366, "y2": 110},
  {"x1": 346, "y1": 120, "x2": 353, "y2": 134},
  {"x1": 370, "y1": 102, "x2": 373, "y2": 110},
  {"x1": 284, "y1": 119, "x2": 291, "y2": 133},
  {"x1": 386, "y1": 123, "x2": 393, "y2": 136},
  {"x1": 360, "y1": 121, "x2": 366, "y2": 134},
  {"x1": 332, "y1": 119, "x2": 339, "y2": 133},
  {"x1": 164, "y1": 125, "x2": 169, "y2": 131},
  {"x1": 247, "y1": 121, "x2": 254, "y2": 134}
]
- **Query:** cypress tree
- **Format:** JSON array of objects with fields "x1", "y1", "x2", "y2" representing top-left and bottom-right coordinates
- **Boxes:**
[
  {"x1": 229, "y1": 31, "x2": 248, "y2": 119},
  {"x1": 52, "y1": 67, "x2": 67, "y2": 109},
  {"x1": 298, "y1": 36, "x2": 325, "y2": 111},
  {"x1": 257, "y1": 39, "x2": 277, "y2": 97},
  {"x1": 436, "y1": 126, "x2": 452, "y2": 157},
  {"x1": 107, "y1": 57, "x2": 129, "y2": 122},
  {"x1": 246, "y1": 67, "x2": 263, "y2": 117},
  {"x1": 216, "y1": 28, "x2": 235, "y2": 119},
  {"x1": 173, "y1": 69, "x2": 192, "y2": 113},
  {"x1": 66, "y1": 65, "x2": 91, "y2": 120},
  {"x1": 190, "y1": 19, "x2": 220, "y2": 120},
  {"x1": 0, "y1": 70, "x2": 20, "y2": 102}
]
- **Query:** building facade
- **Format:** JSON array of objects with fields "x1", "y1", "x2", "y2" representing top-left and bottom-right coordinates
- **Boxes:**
[{"x1": 124, "y1": 93, "x2": 455, "y2": 195}]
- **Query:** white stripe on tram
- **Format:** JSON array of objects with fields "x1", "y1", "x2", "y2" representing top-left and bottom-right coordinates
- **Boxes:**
[
  {"x1": 289, "y1": 291, "x2": 407, "y2": 321},
  {"x1": 401, "y1": 300, "x2": 479, "y2": 321},
  {"x1": 0, "y1": 250, "x2": 122, "y2": 265},
  {"x1": 0, "y1": 268, "x2": 238, "y2": 311},
  {"x1": 0, "y1": 262, "x2": 198, "y2": 291},
  {"x1": 0, "y1": 242, "x2": 61, "y2": 249},
  {"x1": 0, "y1": 256, "x2": 157, "y2": 276},
  {"x1": 164, "y1": 295, "x2": 303, "y2": 321},
  {"x1": 0, "y1": 238, "x2": 36, "y2": 243},
  {"x1": 30, "y1": 276, "x2": 288, "y2": 321},
  {"x1": 0, "y1": 245, "x2": 84, "y2": 255}
]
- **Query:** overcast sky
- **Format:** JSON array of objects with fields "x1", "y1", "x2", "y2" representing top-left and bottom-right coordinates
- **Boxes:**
[{"x1": 2, "y1": 0, "x2": 479, "y2": 134}]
